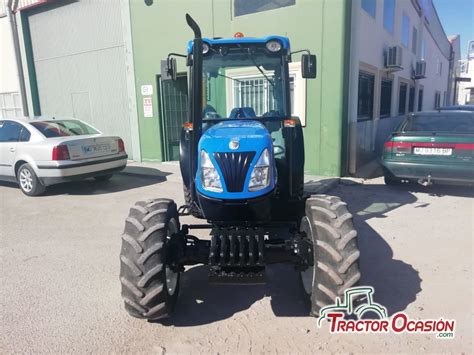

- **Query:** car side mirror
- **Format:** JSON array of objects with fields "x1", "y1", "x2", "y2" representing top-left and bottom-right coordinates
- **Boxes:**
[
  {"x1": 301, "y1": 54, "x2": 317, "y2": 79},
  {"x1": 161, "y1": 57, "x2": 177, "y2": 81}
]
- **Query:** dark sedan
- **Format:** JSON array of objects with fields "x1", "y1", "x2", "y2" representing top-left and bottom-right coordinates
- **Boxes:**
[{"x1": 382, "y1": 111, "x2": 474, "y2": 186}]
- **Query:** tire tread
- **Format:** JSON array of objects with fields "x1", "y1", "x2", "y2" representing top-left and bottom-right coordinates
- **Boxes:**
[
  {"x1": 303, "y1": 194, "x2": 361, "y2": 316},
  {"x1": 119, "y1": 198, "x2": 179, "y2": 320}
]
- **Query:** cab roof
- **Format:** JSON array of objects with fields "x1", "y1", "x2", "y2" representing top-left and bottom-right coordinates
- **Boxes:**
[{"x1": 187, "y1": 35, "x2": 290, "y2": 54}]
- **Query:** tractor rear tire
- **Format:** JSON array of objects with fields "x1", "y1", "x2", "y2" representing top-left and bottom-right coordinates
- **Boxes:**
[
  {"x1": 119, "y1": 198, "x2": 180, "y2": 320},
  {"x1": 183, "y1": 185, "x2": 203, "y2": 218},
  {"x1": 299, "y1": 194, "x2": 361, "y2": 316}
]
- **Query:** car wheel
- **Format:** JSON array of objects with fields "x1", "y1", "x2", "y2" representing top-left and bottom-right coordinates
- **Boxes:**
[
  {"x1": 94, "y1": 174, "x2": 113, "y2": 182},
  {"x1": 17, "y1": 163, "x2": 46, "y2": 196},
  {"x1": 382, "y1": 168, "x2": 401, "y2": 186}
]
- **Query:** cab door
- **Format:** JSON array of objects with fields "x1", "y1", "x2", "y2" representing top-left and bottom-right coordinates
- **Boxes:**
[{"x1": 0, "y1": 120, "x2": 24, "y2": 178}]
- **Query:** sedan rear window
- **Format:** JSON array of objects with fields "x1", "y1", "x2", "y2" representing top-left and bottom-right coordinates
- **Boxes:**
[
  {"x1": 401, "y1": 113, "x2": 474, "y2": 133},
  {"x1": 30, "y1": 120, "x2": 99, "y2": 138}
]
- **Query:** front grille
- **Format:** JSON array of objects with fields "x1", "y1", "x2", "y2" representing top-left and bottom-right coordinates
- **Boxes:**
[{"x1": 213, "y1": 151, "x2": 256, "y2": 192}]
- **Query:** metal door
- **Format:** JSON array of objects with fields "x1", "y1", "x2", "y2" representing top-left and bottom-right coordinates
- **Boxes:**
[
  {"x1": 27, "y1": 0, "x2": 133, "y2": 154},
  {"x1": 159, "y1": 76, "x2": 188, "y2": 161}
]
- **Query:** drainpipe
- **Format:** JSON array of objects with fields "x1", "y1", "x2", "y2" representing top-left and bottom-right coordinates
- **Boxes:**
[
  {"x1": 347, "y1": 0, "x2": 360, "y2": 175},
  {"x1": 7, "y1": 0, "x2": 29, "y2": 116},
  {"x1": 447, "y1": 44, "x2": 454, "y2": 105}
]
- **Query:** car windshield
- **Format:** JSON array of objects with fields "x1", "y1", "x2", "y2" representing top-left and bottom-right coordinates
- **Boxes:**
[
  {"x1": 30, "y1": 120, "x2": 99, "y2": 138},
  {"x1": 401, "y1": 113, "x2": 474, "y2": 134},
  {"x1": 202, "y1": 46, "x2": 287, "y2": 120}
]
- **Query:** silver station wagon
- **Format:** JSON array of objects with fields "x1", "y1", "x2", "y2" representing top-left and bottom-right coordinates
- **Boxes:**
[{"x1": 0, "y1": 117, "x2": 127, "y2": 196}]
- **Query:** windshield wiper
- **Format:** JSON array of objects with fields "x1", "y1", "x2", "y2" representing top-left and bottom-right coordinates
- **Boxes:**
[
  {"x1": 249, "y1": 56, "x2": 275, "y2": 89},
  {"x1": 216, "y1": 73, "x2": 252, "y2": 85}
]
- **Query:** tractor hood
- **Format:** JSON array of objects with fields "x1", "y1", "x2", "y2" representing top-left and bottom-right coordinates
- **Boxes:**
[
  {"x1": 200, "y1": 120, "x2": 272, "y2": 149},
  {"x1": 196, "y1": 120, "x2": 276, "y2": 199}
]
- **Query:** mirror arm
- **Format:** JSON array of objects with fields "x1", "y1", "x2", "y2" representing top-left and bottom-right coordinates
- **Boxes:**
[
  {"x1": 290, "y1": 49, "x2": 312, "y2": 56},
  {"x1": 167, "y1": 53, "x2": 187, "y2": 59}
]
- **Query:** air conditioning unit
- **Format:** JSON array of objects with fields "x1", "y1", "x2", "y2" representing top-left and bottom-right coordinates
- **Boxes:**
[
  {"x1": 384, "y1": 46, "x2": 403, "y2": 71},
  {"x1": 414, "y1": 60, "x2": 427, "y2": 79}
]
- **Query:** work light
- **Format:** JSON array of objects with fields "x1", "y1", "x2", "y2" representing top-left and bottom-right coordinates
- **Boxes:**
[
  {"x1": 202, "y1": 43, "x2": 210, "y2": 54},
  {"x1": 265, "y1": 40, "x2": 282, "y2": 53}
]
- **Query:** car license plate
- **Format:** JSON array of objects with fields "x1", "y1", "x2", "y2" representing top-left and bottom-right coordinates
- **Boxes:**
[
  {"x1": 413, "y1": 147, "x2": 452, "y2": 156},
  {"x1": 82, "y1": 143, "x2": 110, "y2": 154}
]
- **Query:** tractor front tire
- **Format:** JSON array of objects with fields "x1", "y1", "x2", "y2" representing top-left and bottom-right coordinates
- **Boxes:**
[
  {"x1": 183, "y1": 185, "x2": 203, "y2": 218},
  {"x1": 119, "y1": 198, "x2": 180, "y2": 320},
  {"x1": 299, "y1": 194, "x2": 361, "y2": 316}
]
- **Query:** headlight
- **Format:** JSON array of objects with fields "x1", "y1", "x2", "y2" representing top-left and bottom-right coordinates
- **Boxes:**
[
  {"x1": 248, "y1": 148, "x2": 270, "y2": 191},
  {"x1": 265, "y1": 40, "x2": 282, "y2": 53},
  {"x1": 200, "y1": 150, "x2": 222, "y2": 192}
]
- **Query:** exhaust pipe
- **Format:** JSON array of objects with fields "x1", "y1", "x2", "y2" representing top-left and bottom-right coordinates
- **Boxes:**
[
  {"x1": 417, "y1": 174, "x2": 432, "y2": 186},
  {"x1": 185, "y1": 13, "x2": 203, "y2": 204}
]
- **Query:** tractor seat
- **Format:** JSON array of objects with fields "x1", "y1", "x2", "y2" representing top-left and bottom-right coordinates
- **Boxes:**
[{"x1": 229, "y1": 107, "x2": 257, "y2": 119}]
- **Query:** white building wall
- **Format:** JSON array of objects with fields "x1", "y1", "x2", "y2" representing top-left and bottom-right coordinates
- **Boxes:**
[
  {"x1": 421, "y1": 25, "x2": 450, "y2": 109},
  {"x1": 349, "y1": 0, "x2": 451, "y2": 171},
  {"x1": 357, "y1": 0, "x2": 449, "y2": 114},
  {"x1": 457, "y1": 40, "x2": 474, "y2": 105},
  {"x1": 0, "y1": 9, "x2": 23, "y2": 117},
  {"x1": 447, "y1": 35, "x2": 460, "y2": 106}
]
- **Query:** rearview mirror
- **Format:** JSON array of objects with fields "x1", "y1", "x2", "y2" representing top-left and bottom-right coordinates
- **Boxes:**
[
  {"x1": 301, "y1": 54, "x2": 317, "y2": 79},
  {"x1": 161, "y1": 57, "x2": 177, "y2": 81}
]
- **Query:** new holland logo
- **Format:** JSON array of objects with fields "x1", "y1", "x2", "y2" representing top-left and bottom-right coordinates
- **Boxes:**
[{"x1": 229, "y1": 140, "x2": 239, "y2": 150}]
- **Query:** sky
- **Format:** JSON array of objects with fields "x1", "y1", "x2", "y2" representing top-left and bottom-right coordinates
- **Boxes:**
[{"x1": 433, "y1": 0, "x2": 474, "y2": 59}]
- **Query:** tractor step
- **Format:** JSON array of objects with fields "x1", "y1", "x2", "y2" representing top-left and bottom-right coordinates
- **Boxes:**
[{"x1": 208, "y1": 266, "x2": 265, "y2": 284}]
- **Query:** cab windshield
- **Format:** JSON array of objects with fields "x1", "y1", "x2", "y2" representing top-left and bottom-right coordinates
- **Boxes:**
[{"x1": 202, "y1": 46, "x2": 288, "y2": 120}]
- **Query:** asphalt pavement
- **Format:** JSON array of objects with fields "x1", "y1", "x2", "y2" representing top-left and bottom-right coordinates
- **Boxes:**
[{"x1": 0, "y1": 163, "x2": 472, "y2": 353}]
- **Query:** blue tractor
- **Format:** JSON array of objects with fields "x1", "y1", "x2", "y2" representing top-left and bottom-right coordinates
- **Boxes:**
[{"x1": 119, "y1": 15, "x2": 360, "y2": 320}]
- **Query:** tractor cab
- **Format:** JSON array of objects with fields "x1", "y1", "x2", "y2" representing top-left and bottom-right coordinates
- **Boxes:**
[{"x1": 163, "y1": 19, "x2": 316, "y2": 222}]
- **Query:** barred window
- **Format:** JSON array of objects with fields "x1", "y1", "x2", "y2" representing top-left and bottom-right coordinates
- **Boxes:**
[
  {"x1": 357, "y1": 72, "x2": 375, "y2": 121},
  {"x1": 380, "y1": 79, "x2": 392, "y2": 118},
  {"x1": 418, "y1": 89, "x2": 423, "y2": 111},
  {"x1": 232, "y1": 75, "x2": 295, "y2": 116},
  {"x1": 398, "y1": 82, "x2": 407, "y2": 115},
  {"x1": 408, "y1": 86, "x2": 415, "y2": 112}
]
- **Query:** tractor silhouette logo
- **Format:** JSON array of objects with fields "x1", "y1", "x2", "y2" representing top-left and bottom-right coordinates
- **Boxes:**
[{"x1": 317, "y1": 286, "x2": 388, "y2": 327}]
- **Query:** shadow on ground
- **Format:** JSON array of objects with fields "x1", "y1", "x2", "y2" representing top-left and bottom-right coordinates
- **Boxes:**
[
  {"x1": 0, "y1": 167, "x2": 170, "y2": 196},
  {"x1": 334, "y1": 180, "x2": 452, "y2": 316},
  {"x1": 162, "y1": 263, "x2": 308, "y2": 327},
  {"x1": 158, "y1": 179, "x2": 471, "y2": 326}
]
